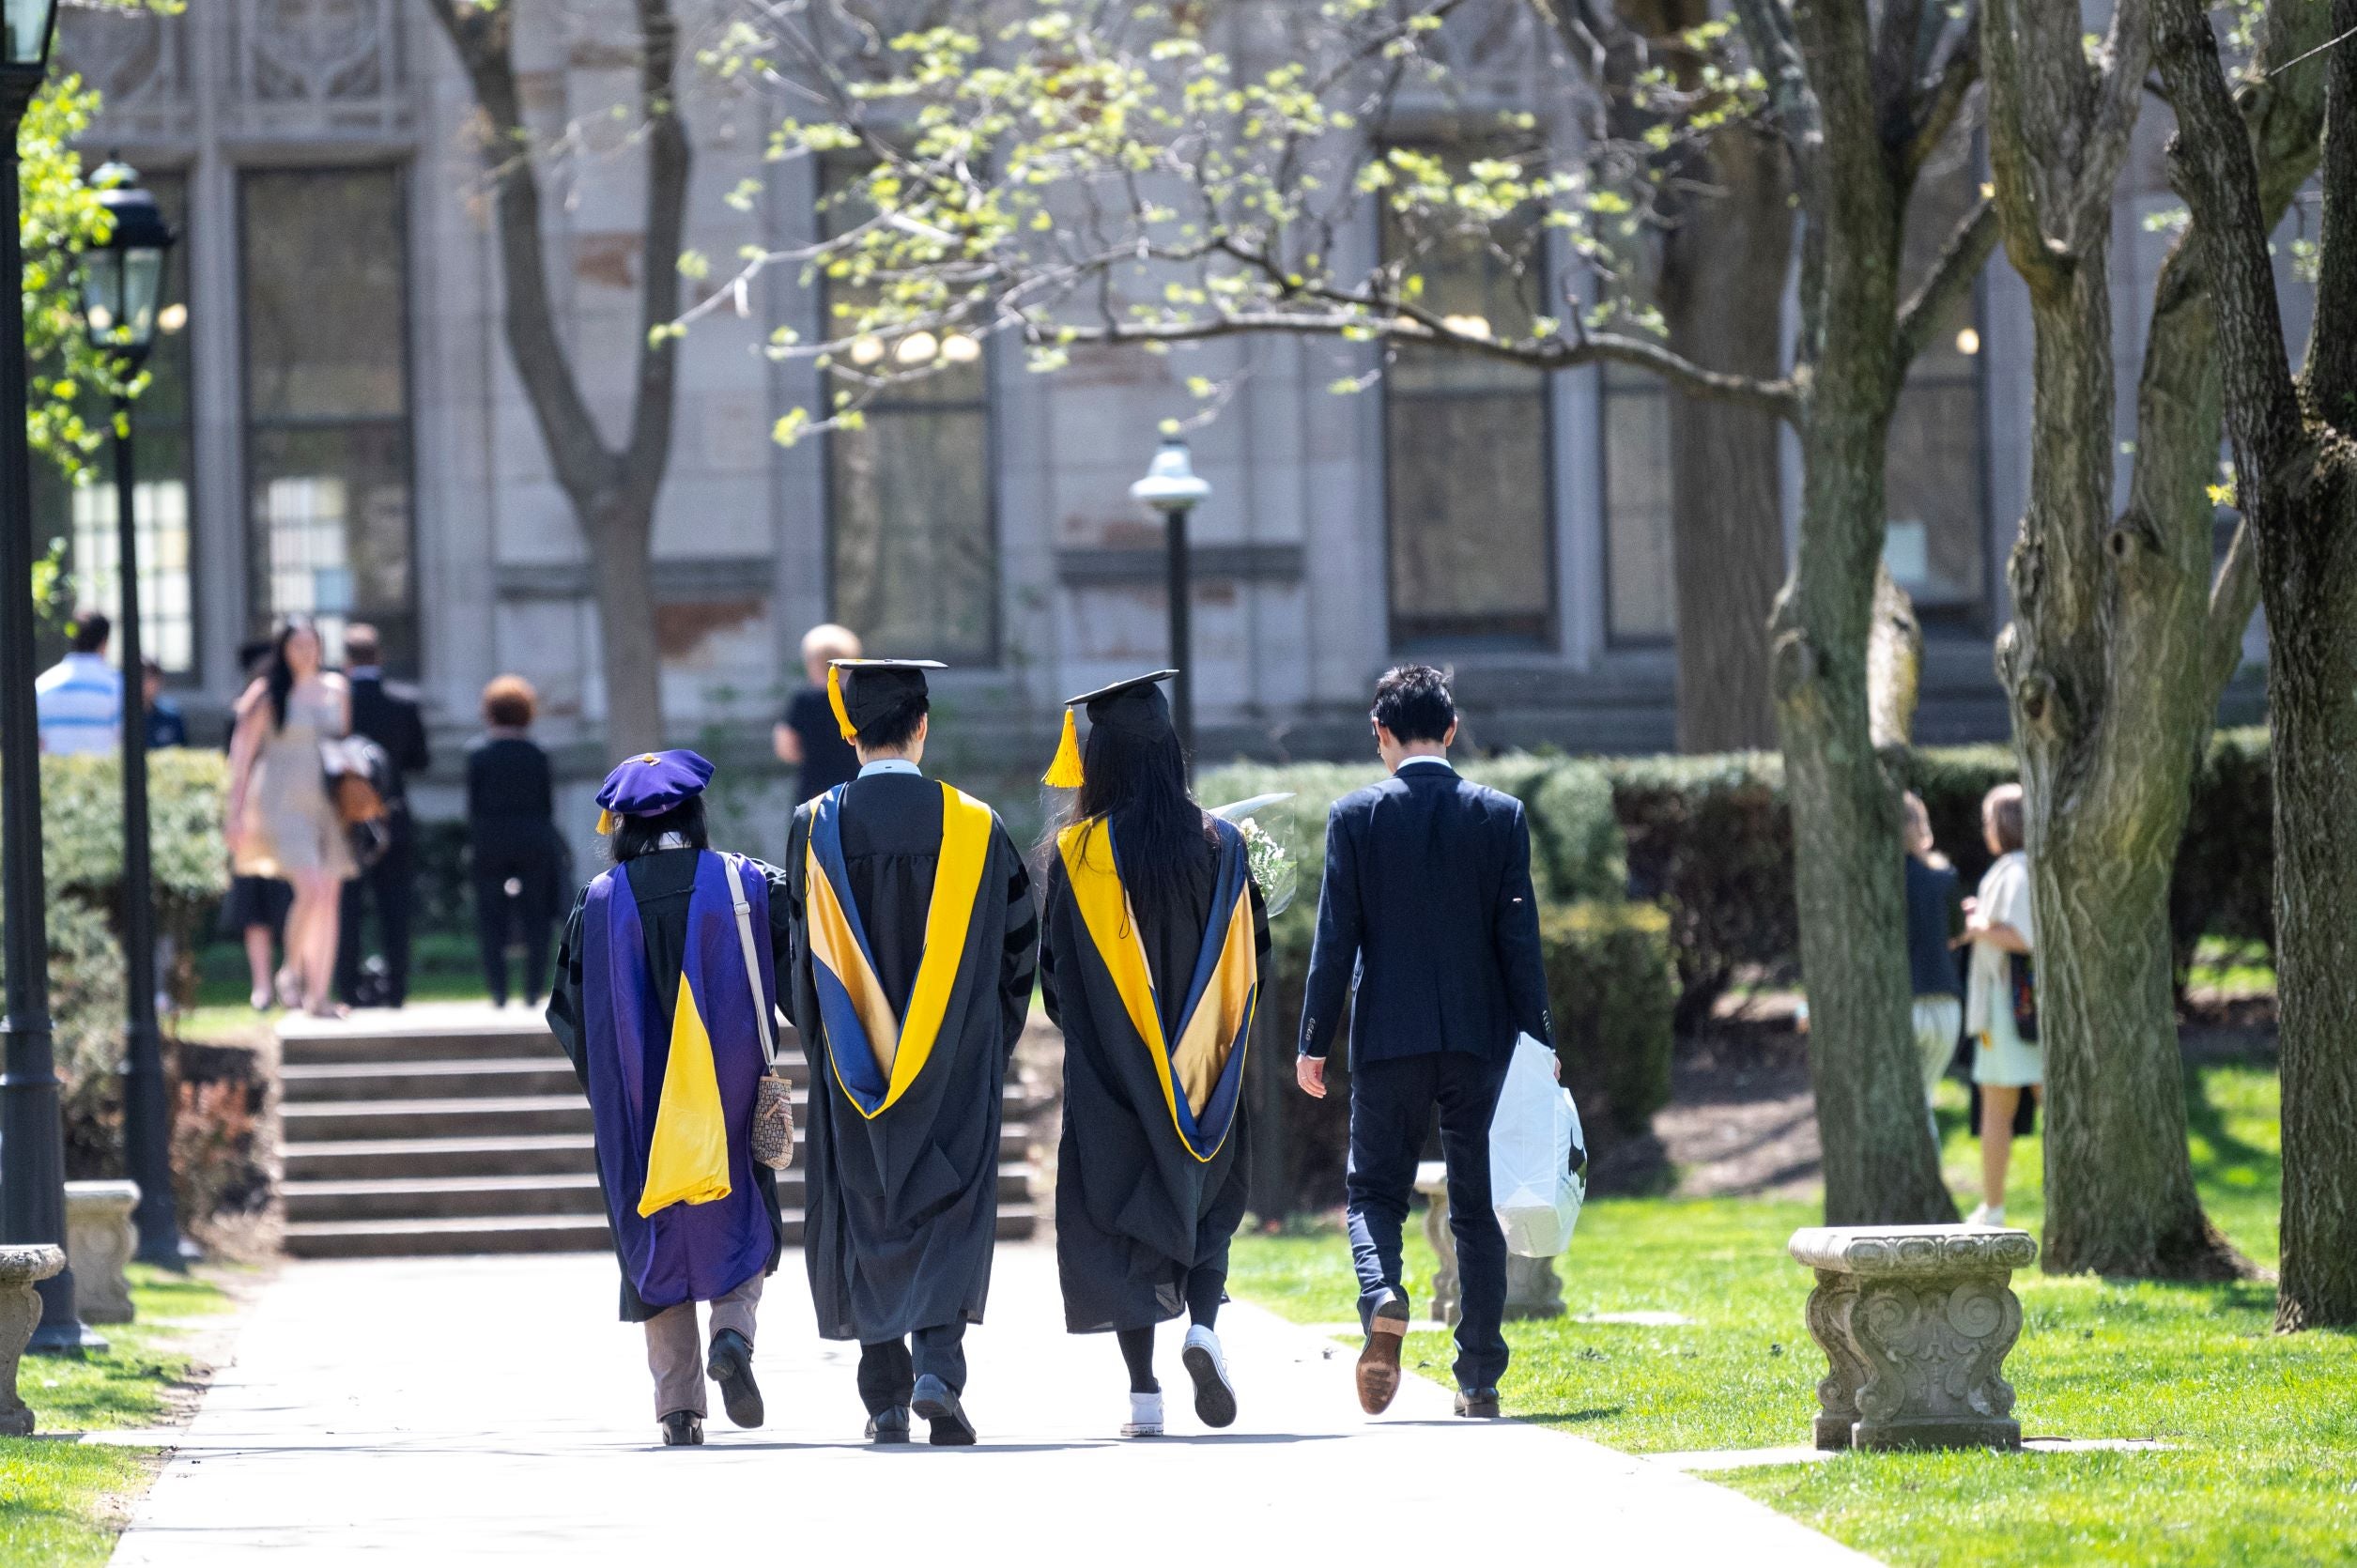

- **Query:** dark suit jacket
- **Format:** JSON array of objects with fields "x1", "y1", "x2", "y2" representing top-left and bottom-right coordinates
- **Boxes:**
[
  {"x1": 1297, "y1": 760, "x2": 1552, "y2": 1066},
  {"x1": 349, "y1": 673, "x2": 429, "y2": 806}
]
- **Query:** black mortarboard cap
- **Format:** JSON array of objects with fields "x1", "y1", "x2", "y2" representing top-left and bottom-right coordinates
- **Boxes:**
[
  {"x1": 827, "y1": 658, "x2": 945, "y2": 741},
  {"x1": 1043, "y1": 669, "x2": 1178, "y2": 786}
]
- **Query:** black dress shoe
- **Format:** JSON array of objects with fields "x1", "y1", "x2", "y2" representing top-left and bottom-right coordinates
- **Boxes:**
[
  {"x1": 865, "y1": 1406, "x2": 912, "y2": 1444},
  {"x1": 911, "y1": 1373, "x2": 977, "y2": 1446},
  {"x1": 660, "y1": 1410, "x2": 705, "y2": 1446},
  {"x1": 1454, "y1": 1386, "x2": 1502, "y2": 1419},
  {"x1": 705, "y1": 1329, "x2": 764, "y2": 1429}
]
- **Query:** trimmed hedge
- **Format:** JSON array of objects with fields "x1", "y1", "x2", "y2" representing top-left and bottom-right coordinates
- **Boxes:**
[
  {"x1": 1605, "y1": 751, "x2": 1795, "y2": 1031},
  {"x1": 1208, "y1": 730, "x2": 2278, "y2": 1050},
  {"x1": 1540, "y1": 900, "x2": 1675, "y2": 1140},
  {"x1": 3, "y1": 753, "x2": 232, "y2": 1196}
]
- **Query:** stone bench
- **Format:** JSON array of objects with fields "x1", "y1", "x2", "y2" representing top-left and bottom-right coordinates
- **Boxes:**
[
  {"x1": 1790, "y1": 1224, "x2": 2037, "y2": 1452},
  {"x1": 1416, "y1": 1160, "x2": 1564, "y2": 1323},
  {"x1": 66, "y1": 1180, "x2": 141, "y2": 1325},
  {"x1": 0, "y1": 1245, "x2": 65, "y2": 1436}
]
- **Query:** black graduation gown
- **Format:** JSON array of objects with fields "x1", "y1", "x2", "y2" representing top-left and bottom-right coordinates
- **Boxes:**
[
  {"x1": 547, "y1": 847, "x2": 790, "y2": 1322},
  {"x1": 783, "y1": 771, "x2": 1038, "y2": 1343},
  {"x1": 1039, "y1": 819, "x2": 1271, "y2": 1334}
]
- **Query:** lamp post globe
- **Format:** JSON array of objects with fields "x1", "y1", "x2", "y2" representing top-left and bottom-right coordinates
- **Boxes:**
[
  {"x1": 0, "y1": 0, "x2": 54, "y2": 78},
  {"x1": 0, "y1": 0, "x2": 94, "y2": 1353},
  {"x1": 80, "y1": 159, "x2": 186, "y2": 1270},
  {"x1": 1131, "y1": 438, "x2": 1210, "y2": 772},
  {"x1": 83, "y1": 161, "x2": 174, "y2": 365}
]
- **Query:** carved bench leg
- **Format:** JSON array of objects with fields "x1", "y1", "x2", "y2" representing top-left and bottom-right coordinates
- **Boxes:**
[
  {"x1": 1806, "y1": 1268, "x2": 1868, "y2": 1451},
  {"x1": 0, "y1": 1273, "x2": 49, "y2": 1436}
]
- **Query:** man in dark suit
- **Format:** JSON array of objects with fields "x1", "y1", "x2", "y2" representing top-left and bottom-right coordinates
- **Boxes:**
[
  {"x1": 1296, "y1": 665, "x2": 1553, "y2": 1421},
  {"x1": 336, "y1": 623, "x2": 430, "y2": 1007}
]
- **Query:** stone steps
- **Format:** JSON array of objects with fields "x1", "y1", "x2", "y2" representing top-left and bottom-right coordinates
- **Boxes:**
[
  {"x1": 274, "y1": 1005, "x2": 1041, "y2": 1259},
  {"x1": 281, "y1": 1058, "x2": 584, "y2": 1102},
  {"x1": 283, "y1": 1161, "x2": 1037, "y2": 1222},
  {"x1": 284, "y1": 1204, "x2": 1042, "y2": 1259}
]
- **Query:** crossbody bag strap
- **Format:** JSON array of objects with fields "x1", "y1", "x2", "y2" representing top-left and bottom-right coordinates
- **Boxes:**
[{"x1": 722, "y1": 854, "x2": 779, "y2": 1069}]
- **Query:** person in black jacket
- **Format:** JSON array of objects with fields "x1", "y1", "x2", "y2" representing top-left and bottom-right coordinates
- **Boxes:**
[
  {"x1": 335, "y1": 623, "x2": 429, "y2": 1007},
  {"x1": 467, "y1": 675, "x2": 568, "y2": 1007},
  {"x1": 1296, "y1": 665, "x2": 1553, "y2": 1422}
]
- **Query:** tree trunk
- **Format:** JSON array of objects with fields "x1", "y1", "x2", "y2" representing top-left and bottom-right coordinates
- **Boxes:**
[
  {"x1": 1993, "y1": 165, "x2": 2242, "y2": 1279},
  {"x1": 1987, "y1": 0, "x2": 2324, "y2": 1279},
  {"x1": 1663, "y1": 125, "x2": 1794, "y2": 753},
  {"x1": 2262, "y1": 481, "x2": 2357, "y2": 1324},
  {"x1": 2263, "y1": 479, "x2": 2357, "y2": 1326},
  {"x1": 426, "y1": 0, "x2": 686, "y2": 757},
  {"x1": 2156, "y1": 0, "x2": 2357, "y2": 1327},
  {"x1": 590, "y1": 500, "x2": 665, "y2": 759},
  {"x1": 1775, "y1": 418, "x2": 1954, "y2": 1224},
  {"x1": 1761, "y1": 0, "x2": 1955, "y2": 1226}
]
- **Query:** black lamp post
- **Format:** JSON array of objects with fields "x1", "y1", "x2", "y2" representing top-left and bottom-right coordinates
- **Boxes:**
[
  {"x1": 1129, "y1": 438, "x2": 1210, "y2": 772},
  {"x1": 0, "y1": 0, "x2": 94, "y2": 1353},
  {"x1": 80, "y1": 160, "x2": 182, "y2": 1270}
]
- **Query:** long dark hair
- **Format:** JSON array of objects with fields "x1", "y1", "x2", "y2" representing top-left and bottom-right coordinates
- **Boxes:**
[
  {"x1": 263, "y1": 617, "x2": 316, "y2": 733},
  {"x1": 1065, "y1": 718, "x2": 1214, "y2": 890},
  {"x1": 611, "y1": 797, "x2": 710, "y2": 862}
]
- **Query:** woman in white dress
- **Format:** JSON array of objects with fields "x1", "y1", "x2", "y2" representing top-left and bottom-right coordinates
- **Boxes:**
[
  {"x1": 1962, "y1": 783, "x2": 2037, "y2": 1226},
  {"x1": 224, "y1": 619, "x2": 355, "y2": 1016}
]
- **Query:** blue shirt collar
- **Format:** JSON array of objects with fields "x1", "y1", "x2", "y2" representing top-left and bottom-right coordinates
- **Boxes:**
[{"x1": 858, "y1": 758, "x2": 922, "y2": 778}]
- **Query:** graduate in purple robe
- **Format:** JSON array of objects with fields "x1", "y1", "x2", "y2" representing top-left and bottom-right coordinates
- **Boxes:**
[{"x1": 547, "y1": 750, "x2": 791, "y2": 1447}]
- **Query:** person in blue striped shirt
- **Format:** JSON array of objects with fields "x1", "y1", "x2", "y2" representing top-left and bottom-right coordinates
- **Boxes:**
[{"x1": 35, "y1": 611, "x2": 121, "y2": 756}]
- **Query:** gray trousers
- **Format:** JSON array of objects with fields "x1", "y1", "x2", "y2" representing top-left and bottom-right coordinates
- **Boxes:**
[{"x1": 643, "y1": 1273, "x2": 763, "y2": 1419}]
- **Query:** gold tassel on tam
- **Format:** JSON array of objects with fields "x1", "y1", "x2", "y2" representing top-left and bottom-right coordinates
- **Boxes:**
[
  {"x1": 827, "y1": 664, "x2": 857, "y2": 742},
  {"x1": 596, "y1": 808, "x2": 615, "y2": 835},
  {"x1": 1043, "y1": 707, "x2": 1085, "y2": 788}
]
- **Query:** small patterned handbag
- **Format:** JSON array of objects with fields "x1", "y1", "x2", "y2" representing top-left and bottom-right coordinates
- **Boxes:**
[{"x1": 723, "y1": 856, "x2": 795, "y2": 1171}]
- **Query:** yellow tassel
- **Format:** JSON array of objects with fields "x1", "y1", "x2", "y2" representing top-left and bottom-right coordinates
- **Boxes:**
[
  {"x1": 1043, "y1": 708, "x2": 1085, "y2": 788},
  {"x1": 596, "y1": 808, "x2": 615, "y2": 835},
  {"x1": 827, "y1": 664, "x2": 857, "y2": 743}
]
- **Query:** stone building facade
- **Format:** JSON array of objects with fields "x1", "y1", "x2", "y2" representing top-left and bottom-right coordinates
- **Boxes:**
[{"x1": 51, "y1": 2, "x2": 2282, "y2": 838}]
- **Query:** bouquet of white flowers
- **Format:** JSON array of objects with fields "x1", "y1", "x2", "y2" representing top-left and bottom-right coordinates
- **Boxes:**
[{"x1": 1209, "y1": 792, "x2": 1298, "y2": 916}]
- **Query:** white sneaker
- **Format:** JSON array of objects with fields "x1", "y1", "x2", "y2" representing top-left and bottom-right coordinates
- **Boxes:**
[
  {"x1": 1965, "y1": 1204, "x2": 2006, "y2": 1228},
  {"x1": 1181, "y1": 1324, "x2": 1237, "y2": 1429},
  {"x1": 1121, "y1": 1391, "x2": 1164, "y2": 1438}
]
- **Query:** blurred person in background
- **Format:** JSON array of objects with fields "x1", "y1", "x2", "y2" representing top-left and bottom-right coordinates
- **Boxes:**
[
  {"x1": 36, "y1": 609, "x2": 119, "y2": 755},
  {"x1": 1962, "y1": 783, "x2": 2038, "y2": 1227},
  {"x1": 143, "y1": 657, "x2": 187, "y2": 749},
  {"x1": 336, "y1": 623, "x2": 430, "y2": 1008},
  {"x1": 773, "y1": 623, "x2": 862, "y2": 804},
  {"x1": 221, "y1": 638, "x2": 292, "y2": 1011},
  {"x1": 224, "y1": 618, "x2": 352, "y2": 1017},
  {"x1": 467, "y1": 675, "x2": 567, "y2": 1007},
  {"x1": 1902, "y1": 792, "x2": 1964, "y2": 1139}
]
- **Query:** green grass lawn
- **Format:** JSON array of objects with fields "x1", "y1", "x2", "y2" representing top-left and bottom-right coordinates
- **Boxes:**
[
  {"x1": 1228, "y1": 1059, "x2": 2354, "y2": 1566},
  {"x1": 0, "y1": 1265, "x2": 239, "y2": 1566}
]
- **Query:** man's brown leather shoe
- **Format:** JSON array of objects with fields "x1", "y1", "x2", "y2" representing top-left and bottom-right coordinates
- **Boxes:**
[{"x1": 1356, "y1": 1294, "x2": 1411, "y2": 1414}]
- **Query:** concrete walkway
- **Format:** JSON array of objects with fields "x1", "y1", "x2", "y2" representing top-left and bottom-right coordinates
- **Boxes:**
[{"x1": 113, "y1": 1246, "x2": 1871, "y2": 1566}]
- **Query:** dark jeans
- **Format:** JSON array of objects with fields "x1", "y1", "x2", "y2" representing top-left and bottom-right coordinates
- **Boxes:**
[
  {"x1": 855, "y1": 1321, "x2": 967, "y2": 1415},
  {"x1": 471, "y1": 841, "x2": 558, "y2": 1006},
  {"x1": 335, "y1": 824, "x2": 414, "y2": 1007},
  {"x1": 1345, "y1": 1049, "x2": 1513, "y2": 1391}
]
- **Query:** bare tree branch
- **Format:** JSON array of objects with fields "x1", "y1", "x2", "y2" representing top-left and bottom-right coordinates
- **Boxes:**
[{"x1": 1891, "y1": 194, "x2": 1998, "y2": 383}]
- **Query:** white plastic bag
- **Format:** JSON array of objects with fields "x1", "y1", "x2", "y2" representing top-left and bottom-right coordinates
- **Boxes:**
[{"x1": 1489, "y1": 1033, "x2": 1587, "y2": 1257}]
